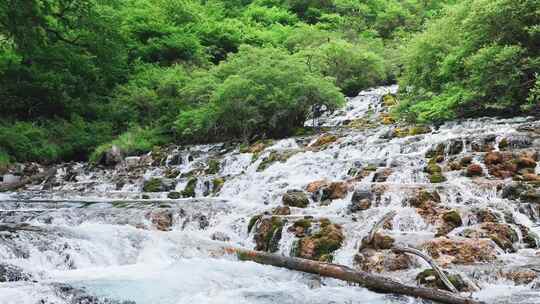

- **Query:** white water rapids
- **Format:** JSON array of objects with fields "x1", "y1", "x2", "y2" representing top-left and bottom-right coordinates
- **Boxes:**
[{"x1": 2, "y1": 86, "x2": 540, "y2": 303}]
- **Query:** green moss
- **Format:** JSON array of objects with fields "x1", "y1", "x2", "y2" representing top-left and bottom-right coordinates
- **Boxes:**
[
  {"x1": 112, "y1": 201, "x2": 130, "y2": 208},
  {"x1": 257, "y1": 150, "x2": 298, "y2": 172},
  {"x1": 212, "y1": 177, "x2": 225, "y2": 193},
  {"x1": 364, "y1": 164, "x2": 378, "y2": 171},
  {"x1": 425, "y1": 158, "x2": 446, "y2": 183},
  {"x1": 143, "y1": 178, "x2": 162, "y2": 192},
  {"x1": 293, "y1": 219, "x2": 312, "y2": 230},
  {"x1": 141, "y1": 194, "x2": 150, "y2": 199},
  {"x1": 206, "y1": 159, "x2": 220, "y2": 174},
  {"x1": 442, "y1": 210, "x2": 462, "y2": 226},
  {"x1": 182, "y1": 177, "x2": 197, "y2": 197},
  {"x1": 429, "y1": 173, "x2": 447, "y2": 183},
  {"x1": 382, "y1": 94, "x2": 398, "y2": 107},
  {"x1": 167, "y1": 191, "x2": 181, "y2": 199},
  {"x1": 159, "y1": 203, "x2": 171, "y2": 208}
]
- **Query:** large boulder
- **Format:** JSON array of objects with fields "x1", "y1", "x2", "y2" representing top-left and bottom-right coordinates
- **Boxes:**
[
  {"x1": 97, "y1": 145, "x2": 124, "y2": 167},
  {"x1": 293, "y1": 219, "x2": 344, "y2": 262},
  {"x1": 321, "y1": 182, "x2": 349, "y2": 201},
  {"x1": 422, "y1": 237, "x2": 498, "y2": 266},
  {"x1": 461, "y1": 222, "x2": 518, "y2": 252}
]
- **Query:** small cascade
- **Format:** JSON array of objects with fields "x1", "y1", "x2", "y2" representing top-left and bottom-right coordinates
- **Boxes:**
[{"x1": 2, "y1": 85, "x2": 540, "y2": 303}]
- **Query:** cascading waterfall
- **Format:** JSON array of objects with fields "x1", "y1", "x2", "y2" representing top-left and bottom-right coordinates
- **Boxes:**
[{"x1": 2, "y1": 85, "x2": 540, "y2": 304}]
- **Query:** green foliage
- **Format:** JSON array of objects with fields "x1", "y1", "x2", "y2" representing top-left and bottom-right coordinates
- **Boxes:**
[
  {"x1": 397, "y1": 0, "x2": 540, "y2": 123},
  {"x1": 0, "y1": 0, "x2": 457, "y2": 164},
  {"x1": 176, "y1": 45, "x2": 345, "y2": 142}
]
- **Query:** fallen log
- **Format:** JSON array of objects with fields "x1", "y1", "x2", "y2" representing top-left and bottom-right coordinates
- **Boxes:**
[
  {"x1": 223, "y1": 246, "x2": 485, "y2": 304},
  {"x1": 366, "y1": 210, "x2": 397, "y2": 244}
]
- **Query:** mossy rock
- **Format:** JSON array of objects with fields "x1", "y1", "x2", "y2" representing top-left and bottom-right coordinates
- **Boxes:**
[
  {"x1": 257, "y1": 150, "x2": 299, "y2": 172},
  {"x1": 425, "y1": 159, "x2": 446, "y2": 183},
  {"x1": 294, "y1": 221, "x2": 344, "y2": 262},
  {"x1": 141, "y1": 194, "x2": 150, "y2": 199},
  {"x1": 293, "y1": 218, "x2": 312, "y2": 230},
  {"x1": 212, "y1": 177, "x2": 225, "y2": 193},
  {"x1": 253, "y1": 216, "x2": 285, "y2": 252},
  {"x1": 442, "y1": 210, "x2": 462, "y2": 227},
  {"x1": 111, "y1": 201, "x2": 130, "y2": 208},
  {"x1": 181, "y1": 177, "x2": 197, "y2": 198},
  {"x1": 143, "y1": 178, "x2": 175, "y2": 192},
  {"x1": 205, "y1": 159, "x2": 221, "y2": 174},
  {"x1": 282, "y1": 190, "x2": 309, "y2": 208},
  {"x1": 167, "y1": 191, "x2": 181, "y2": 199}
]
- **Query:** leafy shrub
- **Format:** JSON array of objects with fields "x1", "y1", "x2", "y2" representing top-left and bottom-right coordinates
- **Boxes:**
[
  {"x1": 397, "y1": 0, "x2": 540, "y2": 123},
  {"x1": 176, "y1": 45, "x2": 345, "y2": 142}
]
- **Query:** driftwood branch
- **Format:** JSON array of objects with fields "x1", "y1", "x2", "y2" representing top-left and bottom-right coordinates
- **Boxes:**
[
  {"x1": 366, "y1": 210, "x2": 397, "y2": 244},
  {"x1": 393, "y1": 245, "x2": 458, "y2": 293},
  {"x1": 221, "y1": 246, "x2": 484, "y2": 304}
]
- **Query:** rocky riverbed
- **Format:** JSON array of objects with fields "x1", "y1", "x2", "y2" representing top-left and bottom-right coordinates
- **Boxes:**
[{"x1": 2, "y1": 86, "x2": 540, "y2": 303}]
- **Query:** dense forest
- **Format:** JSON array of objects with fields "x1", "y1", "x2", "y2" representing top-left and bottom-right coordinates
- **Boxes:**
[{"x1": 0, "y1": 0, "x2": 538, "y2": 166}]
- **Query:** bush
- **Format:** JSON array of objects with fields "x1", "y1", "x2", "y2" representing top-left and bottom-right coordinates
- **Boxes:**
[
  {"x1": 397, "y1": 0, "x2": 540, "y2": 123},
  {"x1": 175, "y1": 45, "x2": 345, "y2": 142},
  {"x1": 300, "y1": 39, "x2": 388, "y2": 96}
]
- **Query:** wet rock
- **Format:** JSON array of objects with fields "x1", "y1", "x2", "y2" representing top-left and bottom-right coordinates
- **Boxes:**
[
  {"x1": 361, "y1": 233, "x2": 395, "y2": 250},
  {"x1": 257, "y1": 150, "x2": 299, "y2": 172},
  {"x1": 168, "y1": 153, "x2": 183, "y2": 165},
  {"x1": 305, "y1": 180, "x2": 328, "y2": 193},
  {"x1": 423, "y1": 237, "x2": 498, "y2": 266},
  {"x1": 484, "y1": 151, "x2": 517, "y2": 178},
  {"x1": 146, "y1": 209, "x2": 174, "y2": 231},
  {"x1": 469, "y1": 135, "x2": 496, "y2": 152},
  {"x1": 52, "y1": 283, "x2": 136, "y2": 304},
  {"x1": 499, "y1": 134, "x2": 533, "y2": 150},
  {"x1": 182, "y1": 177, "x2": 197, "y2": 197},
  {"x1": 517, "y1": 224, "x2": 540, "y2": 248},
  {"x1": 448, "y1": 139, "x2": 464, "y2": 155},
  {"x1": 0, "y1": 263, "x2": 32, "y2": 282},
  {"x1": 310, "y1": 133, "x2": 338, "y2": 147},
  {"x1": 348, "y1": 189, "x2": 373, "y2": 212},
  {"x1": 240, "y1": 140, "x2": 272, "y2": 154},
  {"x1": 143, "y1": 178, "x2": 175, "y2": 192},
  {"x1": 465, "y1": 164, "x2": 484, "y2": 177},
  {"x1": 321, "y1": 181, "x2": 349, "y2": 201},
  {"x1": 372, "y1": 168, "x2": 393, "y2": 182},
  {"x1": 471, "y1": 208, "x2": 500, "y2": 223},
  {"x1": 252, "y1": 216, "x2": 284, "y2": 253},
  {"x1": 461, "y1": 223, "x2": 518, "y2": 252},
  {"x1": 211, "y1": 232, "x2": 230, "y2": 242},
  {"x1": 354, "y1": 249, "x2": 412, "y2": 273},
  {"x1": 282, "y1": 190, "x2": 309, "y2": 208},
  {"x1": 416, "y1": 268, "x2": 470, "y2": 292},
  {"x1": 503, "y1": 269, "x2": 539, "y2": 285},
  {"x1": 272, "y1": 206, "x2": 291, "y2": 215},
  {"x1": 97, "y1": 145, "x2": 124, "y2": 167}
]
